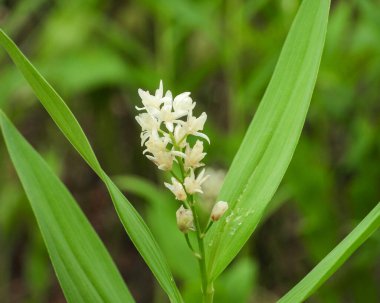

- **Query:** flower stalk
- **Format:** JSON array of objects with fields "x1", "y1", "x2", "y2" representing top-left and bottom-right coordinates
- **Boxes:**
[
  {"x1": 136, "y1": 80, "x2": 227, "y2": 303},
  {"x1": 188, "y1": 197, "x2": 210, "y2": 302}
]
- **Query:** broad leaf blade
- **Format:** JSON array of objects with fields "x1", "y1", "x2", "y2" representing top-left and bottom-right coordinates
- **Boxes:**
[
  {"x1": 0, "y1": 111, "x2": 134, "y2": 303},
  {"x1": 0, "y1": 29, "x2": 183, "y2": 303},
  {"x1": 206, "y1": 0, "x2": 331, "y2": 280},
  {"x1": 278, "y1": 203, "x2": 380, "y2": 303}
]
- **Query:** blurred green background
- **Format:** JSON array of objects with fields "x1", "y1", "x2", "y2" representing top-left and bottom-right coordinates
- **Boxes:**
[{"x1": 0, "y1": 0, "x2": 379, "y2": 302}]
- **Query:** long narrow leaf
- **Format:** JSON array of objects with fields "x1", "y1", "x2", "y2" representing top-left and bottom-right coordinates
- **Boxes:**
[
  {"x1": 114, "y1": 175, "x2": 198, "y2": 280},
  {"x1": 278, "y1": 203, "x2": 380, "y2": 303},
  {"x1": 206, "y1": 0, "x2": 331, "y2": 280},
  {"x1": 0, "y1": 29, "x2": 183, "y2": 303},
  {"x1": 0, "y1": 111, "x2": 135, "y2": 303}
]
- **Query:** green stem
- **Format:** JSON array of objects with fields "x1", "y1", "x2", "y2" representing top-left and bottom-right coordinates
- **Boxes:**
[
  {"x1": 184, "y1": 233, "x2": 200, "y2": 258},
  {"x1": 178, "y1": 160, "x2": 186, "y2": 180},
  {"x1": 203, "y1": 220, "x2": 214, "y2": 235},
  {"x1": 205, "y1": 282, "x2": 214, "y2": 303},
  {"x1": 168, "y1": 132, "x2": 186, "y2": 179},
  {"x1": 184, "y1": 233, "x2": 194, "y2": 252},
  {"x1": 177, "y1": 134, "x2": 188, "y2": 146},
  {"x1": 170, "y1": 170, "x2": 181, "y2": 182},
  {"x1": 189, "y1": 196, "x2": 214, "y2": 303},
  {"x1": 171, "y1": 139, "x2": 213, "y2": 301}
]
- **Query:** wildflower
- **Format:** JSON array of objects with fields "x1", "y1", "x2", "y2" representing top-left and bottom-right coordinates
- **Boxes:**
[
  {"x1": 135, "y1": 113, "x2": 160, "y2": 146},
  {"x1": 173, "y1": 92, "x2": 195, "y2": 116},
  {"x1": 136, "y1": 80, "x2": 165, "y2": 114},
  {"x1": 211, "y1": 201, "x2": 229, "y2": 221},
  {"x1": 184, "y1": 169, "x2": 209, "y2": 194},
  {"x1": 185, "y1": 113, "x2": 210, "y2": 143},
  {"x1": 158, "y1": 94, "x2": 179, "y2": 132},
  {"x1": 135, "y1": 112, "x2": 160, "y2": 132},
  {"x1": 146, "y1": 151, "x2": 174, "y2": 171},
  {"x1": 164, "y1": 178, "x2": 187, "y2": 201},
  {"x1": 136, "y1": 80, "x2": 210, "y2": 173},
  {"x1": 184, "y1": 141, "x2": 206, "y2": 171},
  {"x1": 176, "y1": 205, "x2": 194, "y2": 233},
  {"x1": 143, "y1": 133, "x2": 170, "y2": 155},
  {"x1": 142, "y1": 133, "x2": 175, "y2": 170},
  {"x1": 136, "y1": 80, "x2": 211, "y2": 221},
  {"x1": 173, "y1": 124, "x2": 187, "y2": 148}
]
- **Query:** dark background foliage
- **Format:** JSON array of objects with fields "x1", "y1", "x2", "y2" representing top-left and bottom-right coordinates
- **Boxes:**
[{"x1": 0, "y1": 0, "x2": 379, "y2": 302}]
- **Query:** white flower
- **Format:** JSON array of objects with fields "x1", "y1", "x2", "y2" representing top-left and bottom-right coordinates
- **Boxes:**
[
  {"x1": 143, "y1": 133, "x2": 170, "y2": 155},
  {"x1": 146, "y1": 151, "x2": 174, "y2": 171},
  {"x1": 173, "y1": 124, "x2": 187, "y2": 148},
  {"x1": 210, "y1": 201, "x2": 228, "y2": 221},
  {"x1": 184, "y1": 169, "x2": 209, "y2": 194},
  {"x1": 173, "y1": 92, "x2": 195, "y2": 117},
  {"x1": 184, "y1": 141, "x2": 206, "y2": 170},
  {"x1": 176, "y1": 205, "x2": 194, "y2": 233},
  {"x1": 184, "y1": 112, "x2": 210, "y2": 143},
  {"x1": 135, "y1": 112, "x2": 160, "y2": 132},
  {"x1": 186, "y1": 112, "x2": 207, "y2": 133},
  {"x1": 164, "y1": 178, "x2": 187, "y2": 201},
  {"x1": 158, "y1": 96, "x2": 180, "y2": 133},
  {"x1": 136, "y1": 113, "x2": 160, "y2": 145},
  {"x1": 137, "y1": 80, "x2": 165, "y2": 114}
]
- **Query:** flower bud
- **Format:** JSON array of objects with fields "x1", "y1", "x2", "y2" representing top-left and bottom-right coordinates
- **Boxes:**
[
  {"x1": 211, "y1": 201, "x2": 228, "y2": 221},
  {"x1": 176, "y1": 206, "x2": 194, "y2": 233}
]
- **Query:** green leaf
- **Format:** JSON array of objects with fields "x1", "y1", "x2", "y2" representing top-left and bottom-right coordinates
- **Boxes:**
[
  {"x1": 114, "y1": 175, "x2": 198, "y2": 280},
  {"x1": 278, "y1": 203, "x2": 380, "y2": 303},
  {"x1": 0, "y1": 111, "x2": 134, "y2": 303},
  {"x1": 205, "y1": 0, "x2": 331, "y2": 280},
  {"x1": 0, "y1": 29, "x2": 183, "y2": 303}
]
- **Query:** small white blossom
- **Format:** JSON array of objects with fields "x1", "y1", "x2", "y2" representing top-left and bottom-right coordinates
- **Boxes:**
[
  {"x1": 136, "y1": 113, "x2": 160, "y2": 146},
  {"x1": 173, "y1": 92, "x2": 195, "y2": 116},
  {"x1": 146, "y1": 151, "x2": 174, "y2": 171},
  {"x1": 136, "y1": 80, "x2": 165, "y2": 114},
  {"x1": 211, "y1": 201, "x2": 229, "y2": 221},
  {"x1": 176, "y1": 206, "x2": 194, "y2": 233},
  {"x1": 135, "y1": 112, "x2": 160, "y2": 132},
  {"x1": 143, "y1": 133, "x2": 169, "y2": 155},
  {"x1": 164, "y1": 178, "x2": 187, "y2": 201},
  {"x1": 173, "y1": 124, "x2": 187, "y2": 148},
  {"x1": 184, "y1": 169, "x2": 209, "y2": 194},
  {"x1": 142, "y1": 133, "x2": 175, "y2": 170},
  {"x1": 184, "y1": 141, "x2": 206, "y2": 171},
  {"x1": 158, "y1": 93, "x2": 179, "y2": 132},
  {"x1": 185, "y1": 113, "x2": 210, "y2": 143}
]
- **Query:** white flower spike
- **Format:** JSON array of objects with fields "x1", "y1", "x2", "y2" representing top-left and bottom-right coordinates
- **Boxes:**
[
  {"x1": 136, "y1": 80, "x2": 210, "y2": 172},
  {"x1": 136, "y1": 81, "x2": 230, "y2": 246}
]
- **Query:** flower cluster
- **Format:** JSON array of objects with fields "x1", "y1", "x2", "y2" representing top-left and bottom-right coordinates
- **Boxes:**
[{"x1": 136, "y1": 81, "x2": 228, "y2": 233}]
